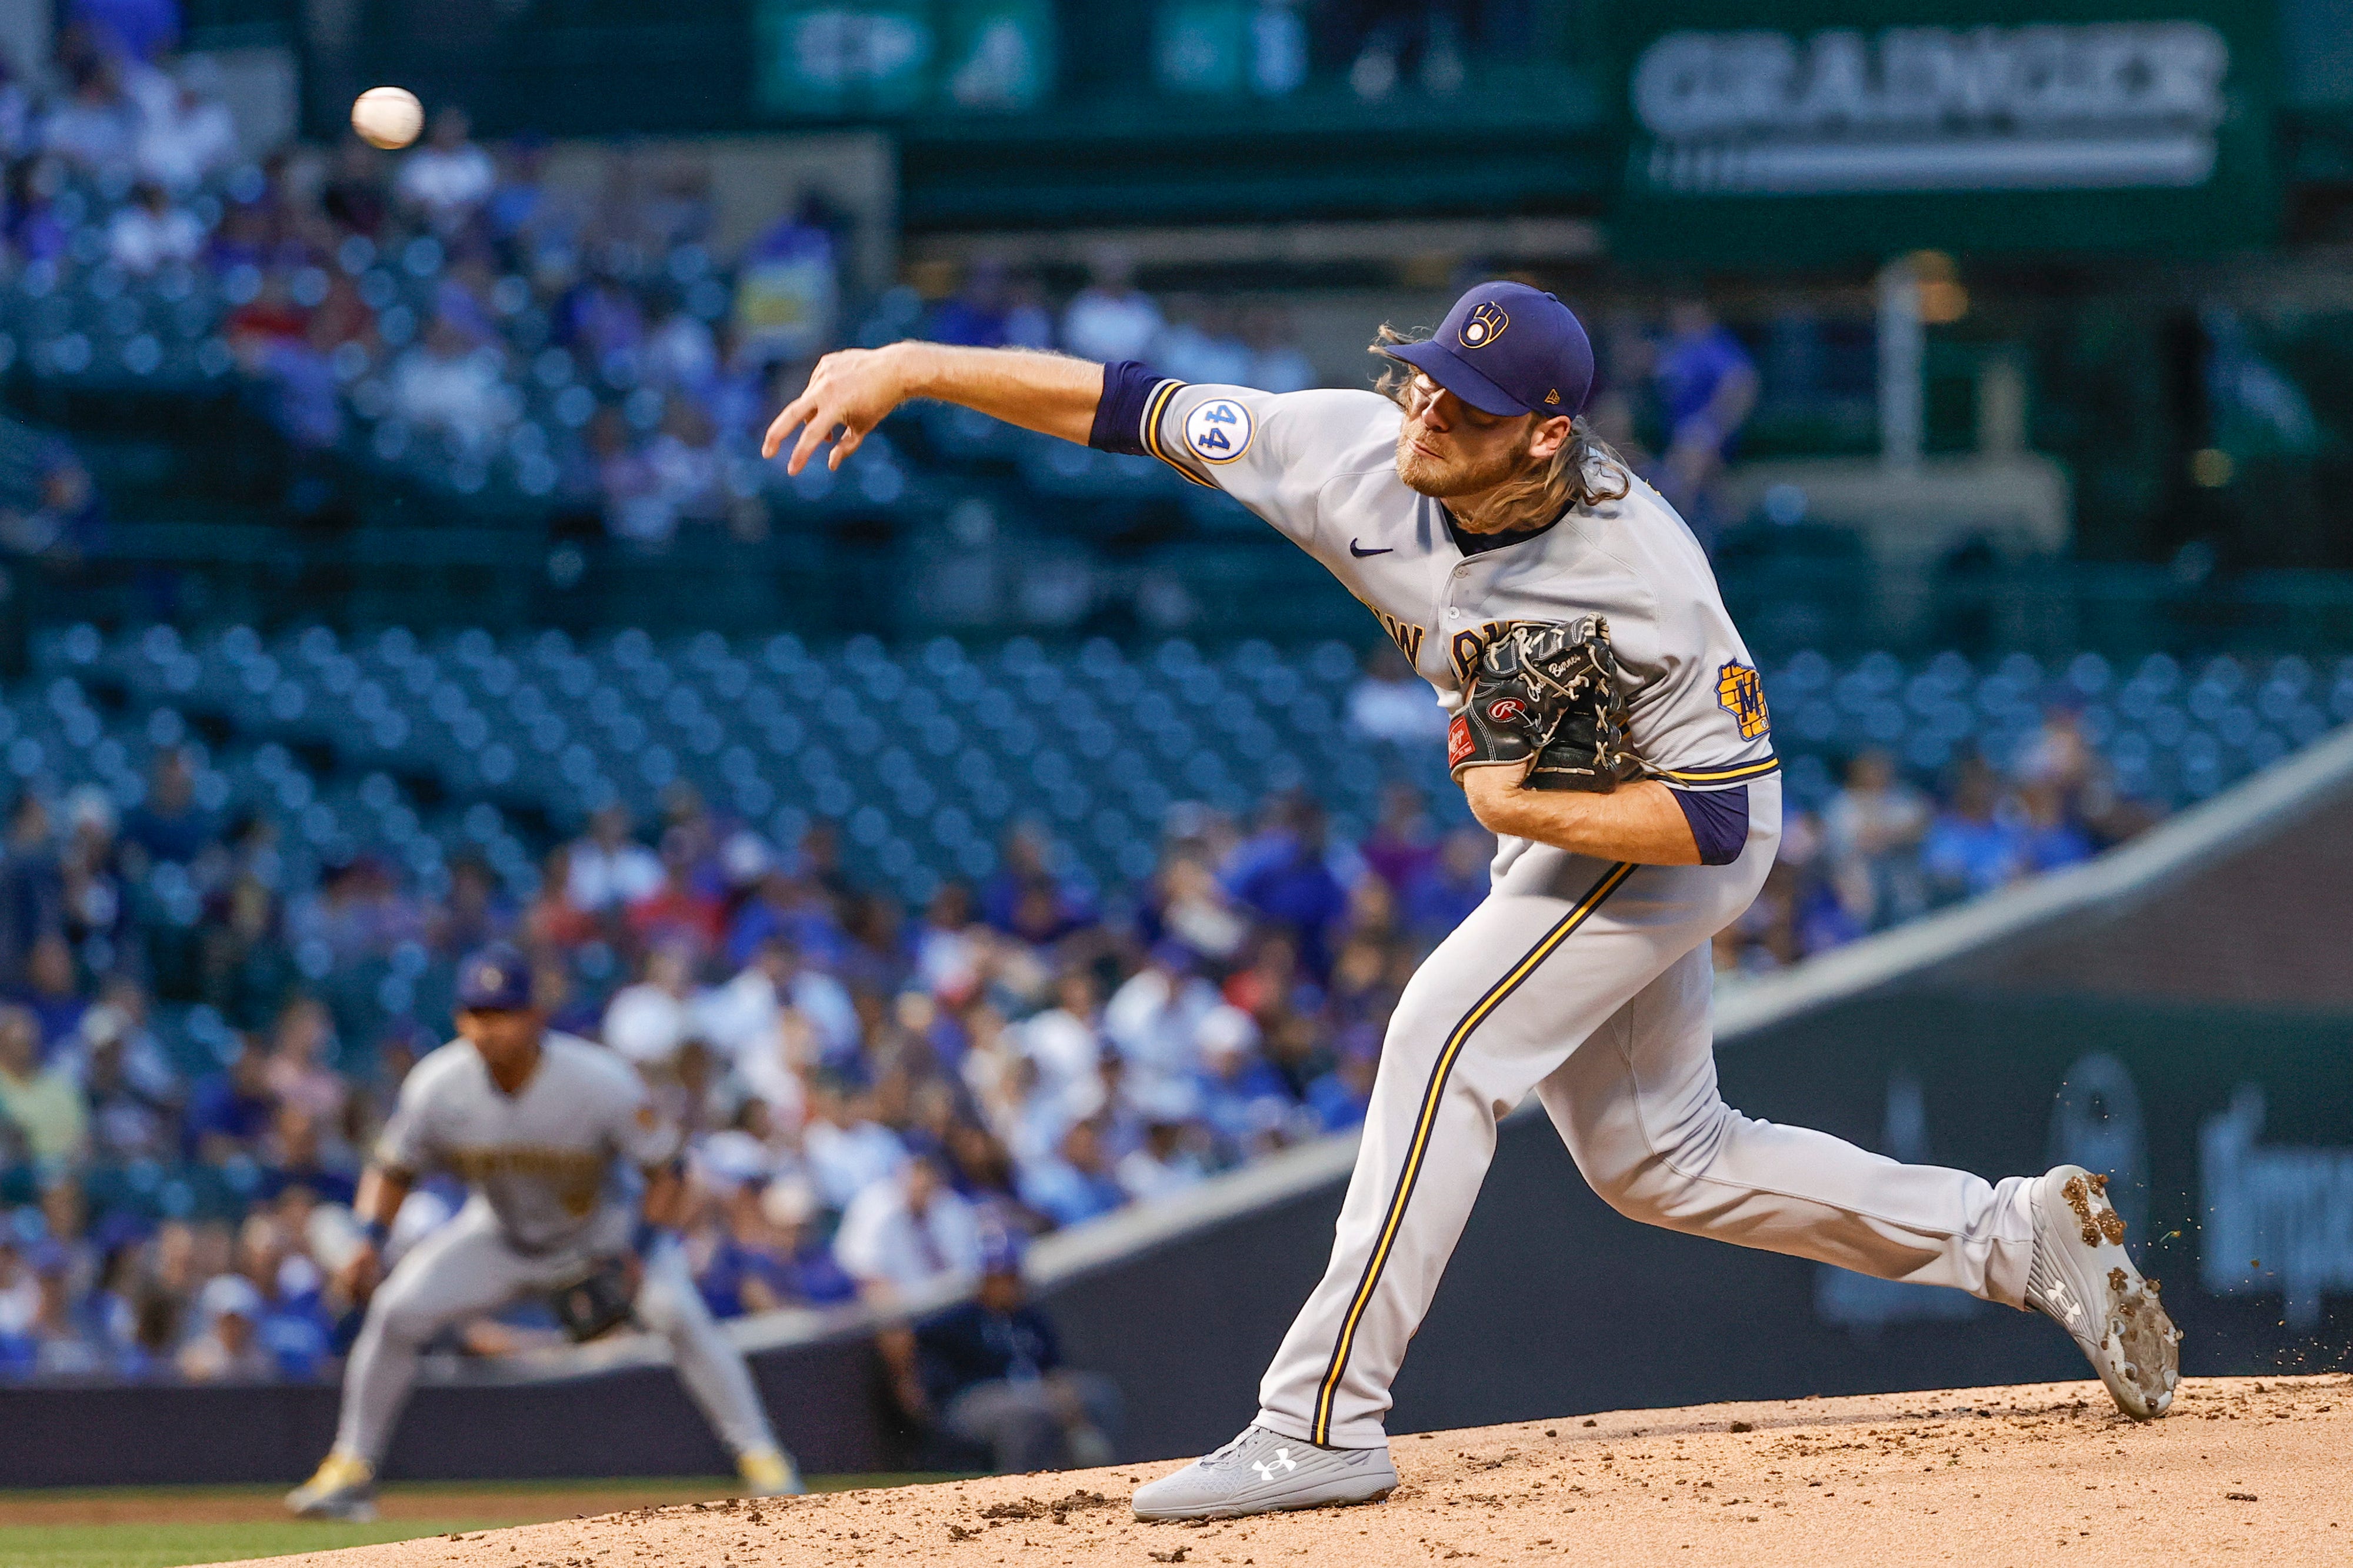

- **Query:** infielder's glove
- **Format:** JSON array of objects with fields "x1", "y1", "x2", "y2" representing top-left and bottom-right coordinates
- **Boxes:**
[
  {"x1": 1448, "y1": 618, "x2": 1631, "y2": 792},
  {"x1": 549, "y1": 1256, "x2": 639, "y2": 1342}
]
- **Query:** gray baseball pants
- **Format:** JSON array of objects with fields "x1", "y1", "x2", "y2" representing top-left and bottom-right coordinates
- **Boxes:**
[
  {"x1": 335, "y1": 1196, "x2": 778, "y2": 1464},
  {"x1": 1256, "y1": 778, "x2": 2039, "y2": 1449}
]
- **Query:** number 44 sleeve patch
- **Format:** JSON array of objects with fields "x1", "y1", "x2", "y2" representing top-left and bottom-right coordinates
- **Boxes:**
[
  {"x1": 1716, "y1": 660, "x2": 1769, "y2": 739},
  {"x1": 1183, "y1": 398, "x2": 1253, "y2": 463}
]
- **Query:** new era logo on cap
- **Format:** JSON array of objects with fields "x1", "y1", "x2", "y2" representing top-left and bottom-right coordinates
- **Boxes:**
[{"x1": 1381, "y1": 279, "x2": 1594, "y2": 421}]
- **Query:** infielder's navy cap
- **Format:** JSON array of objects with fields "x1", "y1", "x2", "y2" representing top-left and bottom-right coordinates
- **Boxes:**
[
  {"x1": 456, "y1": 942, "x2": 533, "y2": 1011},
  {"x1": 1380, "y1": 280, "x2": 1594, "y2": 419}
]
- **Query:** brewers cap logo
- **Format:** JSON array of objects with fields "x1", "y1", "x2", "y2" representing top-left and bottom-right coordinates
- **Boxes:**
[
  {"x1": 1182, "y1": 398, "x2": 1254, "y2": 465},
  {"x1": 1459, "y1": 301, "x2": 1508, "y2": 349},
  {"x1": 1715, "y1": 661, "x2": 1770, "y2": 740}
]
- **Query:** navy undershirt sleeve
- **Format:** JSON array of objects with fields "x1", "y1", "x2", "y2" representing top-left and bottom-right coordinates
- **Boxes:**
[
  {"x1": 1088, "y1": 360, "x2": 1165, "y2": 455},
  {"x1": 1670, "y1": 784, "x2": 1749, "y2": 866}
]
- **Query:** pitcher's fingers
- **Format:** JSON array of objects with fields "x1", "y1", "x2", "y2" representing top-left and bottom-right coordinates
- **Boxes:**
[
  {"x1": 828, "y1": 421, "x2": 869, "y2": 470},
  {"x1": 761, "y1": 396, "x2": 815, "y2": 461},
  {"x1": 786, "y1": 404, "x2": 841, "y2": 476}
]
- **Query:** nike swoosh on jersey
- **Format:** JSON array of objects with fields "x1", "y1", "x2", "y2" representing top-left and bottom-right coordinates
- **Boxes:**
[{"x1": 1349, "y1": 540, "x2": 1394, "y2": 558}]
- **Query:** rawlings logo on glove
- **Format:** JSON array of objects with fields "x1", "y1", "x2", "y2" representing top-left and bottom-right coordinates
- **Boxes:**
[{"x1": 1449, "y1": 618, "x2": 1632, "y2": 793}]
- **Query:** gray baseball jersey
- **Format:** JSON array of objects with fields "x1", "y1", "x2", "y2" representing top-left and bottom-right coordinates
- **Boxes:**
[
  {"x1": 1126, "y1": 382, "x2": 1778, "y2": 804},
  {"x1": 375, "y1": 1032, "x2": 677, "y2": 1254},
  {"x1": 335, "y1": 1032, "x2": 779, "y2": 1470},
  {"x1": 1097, "y1": 372, "x2": 2048, "y2": 1458}
]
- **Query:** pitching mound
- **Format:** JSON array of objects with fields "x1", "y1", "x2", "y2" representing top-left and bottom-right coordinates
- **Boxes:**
[{"x1": 211, "y1": 1375, "x2": 2347, "y2": 1568}]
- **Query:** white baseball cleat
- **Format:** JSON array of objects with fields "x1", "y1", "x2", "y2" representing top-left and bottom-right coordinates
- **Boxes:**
[
  {"x1": 285, "y1": 1450, "x2": 378, "y2": 1520},
  {"x1": 1132, "y1": 1424, "x2": 1397, "y2": 1522},
  {"x1": 2024, "y1": 1164, "x2": 2181, "y2": 1420}
]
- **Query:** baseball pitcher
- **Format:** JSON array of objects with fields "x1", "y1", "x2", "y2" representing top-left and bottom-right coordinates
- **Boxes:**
[
  {"x1": 759, "y1": 281, "x2": 2179, "y2": 1523},
  {"x1": 286, "y1": 943, "x2": 800, "y2": 1519}
]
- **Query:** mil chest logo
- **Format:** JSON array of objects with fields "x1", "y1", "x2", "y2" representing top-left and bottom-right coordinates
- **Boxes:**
[{"x1": 1716, "y1": 660, "x2": 1769, "y2": 739}]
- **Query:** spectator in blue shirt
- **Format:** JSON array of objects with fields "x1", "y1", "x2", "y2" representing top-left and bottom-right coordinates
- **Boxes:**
[
  {"x1": 1305, "y1": 1026, "x2": 1381, "y2": 1133},
  {"x1": 696, "y1": 1174, "x2": 857, "y2": 1319},
  {"x1": 2018, "y1": 779, "x2": 2095, "y2": 875},
  {"x1": 912, "y1": 1229, "x2": 1119, "y2": 1473},
  {"x1": 1015, "y1": 1119, "x2": 1126, "y2": 1229},
  {"x1": 1195, "y1": 1010, "x2": 1294, "y2": 1159},
  {"x1": 926, "y1": 260, "x2": 1051, "y2": 351},
  {"x1": 1401, "y1": 826, "x2": 1491, "y2": 950},
  {"x1": 1225, "y1": 794, "x2": 1348, "y2": 980},
  {"x1": 1652, "y1": 298, "x2": 1758, "y2": 530},
  {"x1": 183, "y1": 1040, "x2": 277, "y2": 1163},
  {"x1": 121, "y1": 748, "x2": 212, "y2": 869},
  {"x1": 1922, "y1": 758, "x2": 2028, "y2": 903}
]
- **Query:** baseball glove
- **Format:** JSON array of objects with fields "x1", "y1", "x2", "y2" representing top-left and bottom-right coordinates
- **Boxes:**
[
  {"x1": 548, "y1": 1256, "x2": 638, "y2": 1342},
  {"x1": 1448, "y1": 617, "x2": 1631, "y2": 793}
]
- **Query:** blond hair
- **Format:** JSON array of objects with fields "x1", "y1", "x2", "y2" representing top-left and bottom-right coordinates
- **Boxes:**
[{"x1": 1371, "y1": 324, "x2": 1630, "y2": 534}]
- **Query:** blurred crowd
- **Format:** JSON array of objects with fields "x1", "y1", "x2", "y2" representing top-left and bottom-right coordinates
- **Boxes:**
[
  {"x1": 0, "y1": 15, "x2": 1332, "y2": 558},
  {"x1": 1714, "y1": 705, "x2": 2151, "y2": 973},
  {"x1": 0, "y1": 725, "x2": 1496, "y2": 1384},
  {"x1": 919, "y1": 249, "x2": 1318, "y2": 396},
  {"x1": 0, "y1": 669, "x2": 2173, "y2": 1385}
]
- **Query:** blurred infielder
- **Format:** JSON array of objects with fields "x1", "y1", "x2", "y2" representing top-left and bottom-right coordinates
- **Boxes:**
[
  {"x1": 287, "y1": 944, "x2": 799, "y2": 1520},
  {"x1": 761, "y1": 281, "x2": 2180, "y2": 1523}
]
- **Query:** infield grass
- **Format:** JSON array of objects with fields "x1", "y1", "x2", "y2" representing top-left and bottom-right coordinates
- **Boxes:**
[{"x1": 0, "y1": 1475, "x2": 948, "y2": 1567}]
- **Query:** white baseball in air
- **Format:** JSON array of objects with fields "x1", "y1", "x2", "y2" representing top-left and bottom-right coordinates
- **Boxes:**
[{"x1": 351, "y1": 86, "x2": 424, "y2": 151}]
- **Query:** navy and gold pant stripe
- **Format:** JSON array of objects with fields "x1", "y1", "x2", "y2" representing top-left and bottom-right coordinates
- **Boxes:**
[{"x1": 1308, "y1": 860, "x2": 1636, "y2": 1444}]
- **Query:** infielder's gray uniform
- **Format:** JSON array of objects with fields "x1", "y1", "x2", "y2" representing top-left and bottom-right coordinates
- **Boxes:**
[
  {"x1": 334, "y1": 1033, "x2": 778, "y2": 1464},
  {"x1": 1131, "y1": 381, "x2": 2041, "y2": 1448}
]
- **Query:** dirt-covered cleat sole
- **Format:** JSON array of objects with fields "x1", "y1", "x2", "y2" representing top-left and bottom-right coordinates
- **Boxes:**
[
  {"x1": 2024, "y1": 1164, "x2": 2181, "y2": 1420},
  {"x1": 285, "y1": 1450, "x2": 379, "y2": 1520},
  {"x1": 1133, "y1": 1424, "x2": 1398, "y2": 1522}
]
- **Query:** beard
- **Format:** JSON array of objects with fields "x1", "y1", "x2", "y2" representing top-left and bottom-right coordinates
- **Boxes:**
[{"x1": 1393, "y1": 418, "x2": 1531, "y2": 502}]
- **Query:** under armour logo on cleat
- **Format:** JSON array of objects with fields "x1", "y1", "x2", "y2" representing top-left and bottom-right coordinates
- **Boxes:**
[
  {"x1": 2042, "y1": 1277, "x2": 2084, "y2": 1329},
  {"x1": 1252, "y1": 1449, "x2": 1299, "y2": 1482}
]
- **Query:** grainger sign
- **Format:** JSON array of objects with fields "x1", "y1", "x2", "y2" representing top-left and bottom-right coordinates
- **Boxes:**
[
  {"x1": 1609, "y1": 2, "x2": 2275, "y2": 263},
  {"x1": 1632, "y1": 22, "x2": 2229, "y2": 195}
]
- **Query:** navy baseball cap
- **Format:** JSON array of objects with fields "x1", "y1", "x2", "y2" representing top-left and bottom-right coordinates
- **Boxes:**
[
  {"x1": 456, "y1": 942, "x2": 534, "y2": 1012},
  {"x1": 1379, "y1": 280, "x2": 1594, "y2": 419},
  {"x1": 977, "y1": 1220, "x2": 1027, "y2": 1277}
]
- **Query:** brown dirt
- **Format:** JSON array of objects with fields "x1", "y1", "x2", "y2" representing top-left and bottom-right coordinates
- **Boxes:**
[{"x1": 206, "y1": 1376, "x2": 2350, "y2": 1568}]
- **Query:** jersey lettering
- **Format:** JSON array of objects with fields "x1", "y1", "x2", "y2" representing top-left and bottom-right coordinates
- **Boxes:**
[
  {"x1": 1376, "y1": 612, "x2": 1425, "y2": 665},
  {"x1": 445, "y1": 1143, "x2": 608, "y2": 1217},
  {"x1": 1449, "y1": 621, "x2": 1525, "y2": 686}
]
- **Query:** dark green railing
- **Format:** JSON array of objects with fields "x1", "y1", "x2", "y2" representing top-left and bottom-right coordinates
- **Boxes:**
[{"x1": 9, "y1": 523, "x2": 2353, "y2": 662}]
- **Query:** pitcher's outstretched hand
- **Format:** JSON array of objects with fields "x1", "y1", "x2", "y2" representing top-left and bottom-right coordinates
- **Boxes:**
[{"x1": 762, "y1": 345, "x2": 911, "y2": 474}]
